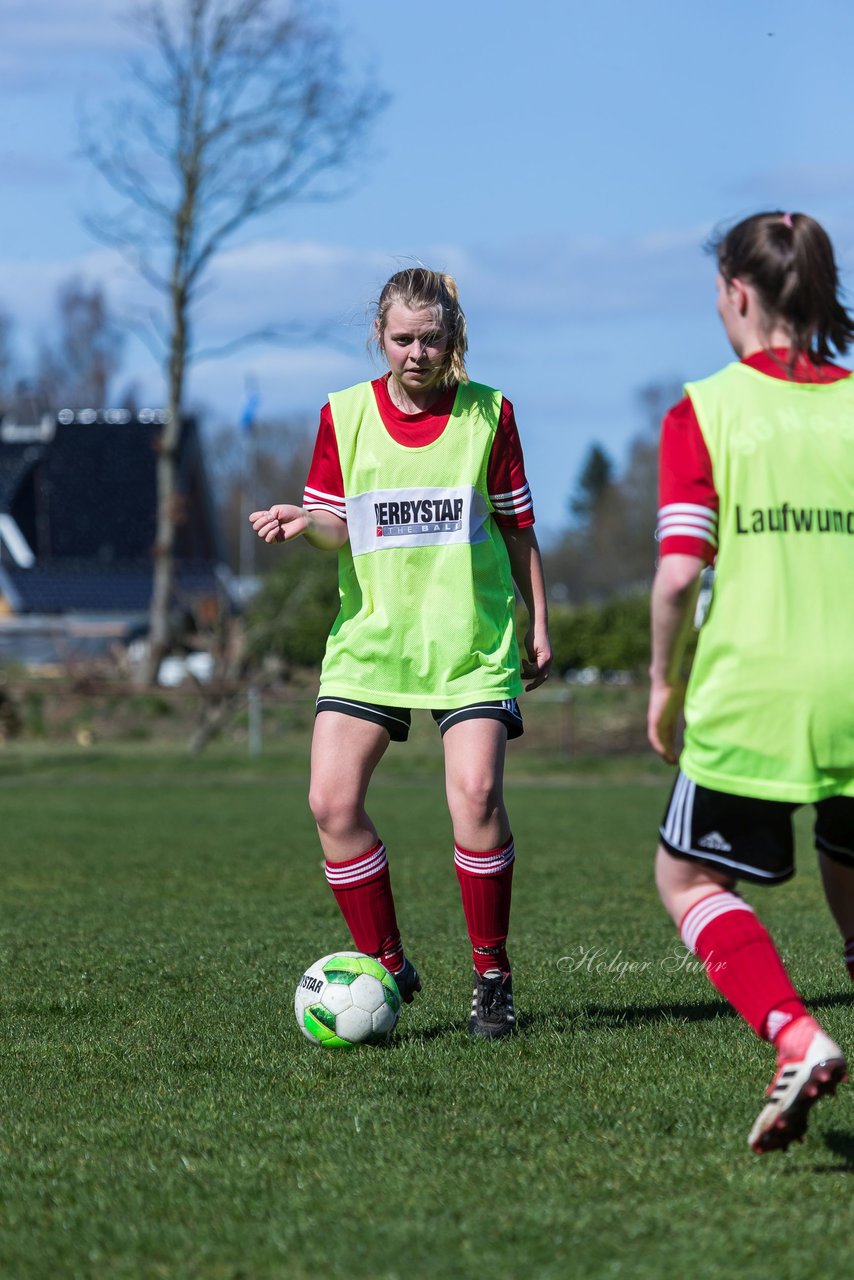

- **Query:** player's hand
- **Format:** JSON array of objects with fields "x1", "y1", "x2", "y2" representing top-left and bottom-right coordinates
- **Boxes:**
[
  {"x1": 647, "y1": 679, "x2": 685, "y2": 764},
  {"x1": 249, "y1": 505, "x2": 309, "y2": 544},
  {"x1": 522, "y1": 625, "x2": 553, "y2": 692}
]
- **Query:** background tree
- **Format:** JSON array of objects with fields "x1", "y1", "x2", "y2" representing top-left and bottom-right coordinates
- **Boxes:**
[
  {"x1": 616, "y1": 379, "x2": 684, "y2": 587},
  {"x1": 206, "y1": 413, "x2": 314, "y2": 574},
  {"x1": 547, "y1": 440, "x2": 618, "y2": 602},
  {"x1": 246, "y1": 543, "x2": 339, "y2": 671},
  {"x1": 0, "y1": 308, "x2": 14, "y2": 416},
  {"x1": 544, "y1": 380, "x2": 683, "y2": 603},
  {"x1": 82, "y1": 0, "x2": 386, "y2": 683},
  {"x1": 569, "y1": 442, "x2": 614, "y2": 525},
  {"x1": 36, "y1": 277, "x2": 124, "y2": 408}
]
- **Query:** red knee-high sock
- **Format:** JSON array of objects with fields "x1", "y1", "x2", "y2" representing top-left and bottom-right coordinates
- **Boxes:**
[
  {"x1": 324, "y1": 841, "x2": 404, "y2": 973},
  {"x1": 845, "y1": 935, "x2": 854, "y2": 983},
  {"x1": 454, "y1": 837, "x2": 515, "y2": 975},
  {"x1": 679, "y1": 890, "x2": 807, "y2": 1040}
]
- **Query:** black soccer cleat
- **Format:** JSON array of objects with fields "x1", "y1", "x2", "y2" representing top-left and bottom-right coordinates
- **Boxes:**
[
  {"x1": 468, "y1": 967, "x2": 516, "y2": 1039},
  {"x1": 387, "y1": 957, "x2": 422, "y2": 1005}
]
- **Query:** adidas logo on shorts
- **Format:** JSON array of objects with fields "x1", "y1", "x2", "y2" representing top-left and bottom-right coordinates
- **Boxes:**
[{"x1": 697, "y1": 830, "x2": 733, "y2": 852}]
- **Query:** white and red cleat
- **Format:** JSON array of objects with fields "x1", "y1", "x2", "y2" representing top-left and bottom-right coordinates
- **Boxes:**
[{"x1": 748, "y1": 1016, "x2": 848, "y2": 1155}]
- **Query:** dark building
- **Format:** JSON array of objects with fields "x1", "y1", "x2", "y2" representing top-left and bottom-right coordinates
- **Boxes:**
[{"x1": 0, "y1": 408, "x2": 231, "y2": 665}]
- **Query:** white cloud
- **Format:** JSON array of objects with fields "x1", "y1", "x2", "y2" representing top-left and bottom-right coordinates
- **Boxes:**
[
  {"x1": 0, "y1": 1, "x2": 130, "y2": 82},
  {"x1": 0, "y1": 0, "x2": 189, "y2": 86},
  {"x1": 729, "y1": 164, "x2": 854, "y2": 203},
  {"x1": 156, "y1": 222, "x2": 719, "y2": 357},
  {"x1": 0, "y1": 247, "x2": 133, "y2": 327},
  {"x1": 0, "y1": 222, "x2": 722, "y2": 387},
  {"x1": 462, "y1": 225, "x2": 715, "y2": 326},
  {"x1": 0, "y1": 221, "x2": 733, "y2": 528}
]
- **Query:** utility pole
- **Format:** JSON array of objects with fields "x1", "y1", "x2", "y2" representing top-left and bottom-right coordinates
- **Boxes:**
[
  {"x1": 238, "y1": 379, "x2": 262, "y2": 757},
  {"x1": 238, "y1": 380, "x2": 260, "y2": 585}
]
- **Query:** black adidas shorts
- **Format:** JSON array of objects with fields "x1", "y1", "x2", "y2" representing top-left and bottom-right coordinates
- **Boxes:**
[
  {"x1": 315, "y1": 696, "x2": 524, "y2": 743},
  {"x1": 659, "y1": 770, "x2": 854, "y2": 885}
]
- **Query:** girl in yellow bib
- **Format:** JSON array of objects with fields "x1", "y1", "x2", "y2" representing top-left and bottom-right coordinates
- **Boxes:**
[
  {"x1": 649, "y1": 212, "x2": 854, "y2": 1153},
  {"x1": 251, "y1": 268, "x2": 552, "y2": 1037}
]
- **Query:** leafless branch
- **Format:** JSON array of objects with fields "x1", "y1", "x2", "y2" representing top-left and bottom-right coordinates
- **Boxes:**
[
  {"x1": 79, "y1": 0, "x2": 386, "y2": 687},
  {"x1": 192, "y1": 321, "x2": 353, "y2": 363}
]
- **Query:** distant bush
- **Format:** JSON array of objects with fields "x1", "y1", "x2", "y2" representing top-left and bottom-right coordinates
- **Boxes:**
[
  {"x1": 248, "y1": 557, "x2": 658, "y2": 678},
  {"x1": 546, "y1": 595, "x2": 651, "y2": 675},
  {"x1": 247, "y1": 546, "x2": 339, "y2": 668}
]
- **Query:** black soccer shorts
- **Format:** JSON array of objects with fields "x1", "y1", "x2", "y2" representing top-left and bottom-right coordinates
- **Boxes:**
[
  {"x1": 315, "y1": 696, "x2": 524, "y2": 742},
  {"x1": 659, "y1": 769, "x2": 854, "y2": 885}
]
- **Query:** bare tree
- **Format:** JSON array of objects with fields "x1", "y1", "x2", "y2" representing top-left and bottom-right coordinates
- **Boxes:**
[
  {"x1": 0, "y1": 307, "x2": 15, "y2": 414},
  {"x1": 206, "y1": 412, "x2": 314, "y2": 573},
  {"x1": 36, "y1": 277, "x2": 125, "y2": 407},
  {"x1": 545, "y1": 381, "x2": 684, "y2": 603},
  {"x1": 82, "y1": 0, "x2": 385, "y2": 683}
]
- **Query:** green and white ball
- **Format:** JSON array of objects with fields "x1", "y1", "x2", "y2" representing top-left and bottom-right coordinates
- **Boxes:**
[{"x1": 294, "y1": 952, "x2": 402, "y2": 1048}]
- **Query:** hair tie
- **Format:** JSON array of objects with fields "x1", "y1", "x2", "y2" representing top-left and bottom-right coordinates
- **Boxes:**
[{"x1": 781, "y1": 212, "x2": 794, "y2": 228}]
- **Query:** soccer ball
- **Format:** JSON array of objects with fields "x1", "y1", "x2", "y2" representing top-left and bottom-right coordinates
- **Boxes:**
[{"x1": 294, "y1": 951, "x2": 402, "y2": 1048}]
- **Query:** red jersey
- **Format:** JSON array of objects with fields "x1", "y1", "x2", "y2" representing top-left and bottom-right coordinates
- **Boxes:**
[
  {"x1": 657, "y1": 349, "x2": 851, "y2": 562},
  {"x1": 303, "y1": 375, "x2": 534, "y2": 528}
]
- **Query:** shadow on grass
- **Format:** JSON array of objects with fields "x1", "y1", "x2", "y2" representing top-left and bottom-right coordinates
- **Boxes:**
[
  {"x1": 820, "y1": 1130, "x2": 854, "y2": 1170},
  {"x1": 564, "y1": 988, "x2": 854, "y2": 1032},
  {"x1": 578, "y1": 999, "x2": 736, "y2": 1029},
  {"x1": 395, "y1": 1023, "x2": 464, "y2": 1044},
  {"x1": 394, "y1": 989, "x2": 854, "y2": 1042},
  {"x1": 808, "y1": 991, "x2": 854, "y2": 1013},
  {"x1": 797, "y1": 1131, "x2": 854, "y2": 1175}
]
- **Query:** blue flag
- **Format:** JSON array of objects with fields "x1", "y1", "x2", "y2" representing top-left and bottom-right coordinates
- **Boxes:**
[{"x1": 240, "y1": 391, "x2": 260, "y2": 434}]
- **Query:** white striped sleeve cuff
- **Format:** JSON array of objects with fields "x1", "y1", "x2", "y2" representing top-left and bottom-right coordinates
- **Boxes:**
[
  {"x1": 656, "y1": 502, "x2": 718, "y2": 548},
  {"x1": 490, "y1": 482, "x2": 533, "y2": 518},
  {"x1": 303, "y1": 485, "x2": 347, "y2": 520}
]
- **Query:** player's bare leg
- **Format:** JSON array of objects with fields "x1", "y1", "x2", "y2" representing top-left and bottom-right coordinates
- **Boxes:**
[
  {"x1": 817, "y1": 851, "x2": 854, "y2": 982},
  {"x1": 655, "y1": 841, "x2": 734, "y2": 924},
  {"x1": 309, "y1": 710, "x2": 420, "y2": 1000},
  {"x1": 309, "y1": 711, "x2": 389, "y2": 860},
  {"x1": 443, "y1": 717, "x2": 516, "y2": 1036},
  {"x1": 442, "y1": 716, "x2": 510, "y2": 852}
]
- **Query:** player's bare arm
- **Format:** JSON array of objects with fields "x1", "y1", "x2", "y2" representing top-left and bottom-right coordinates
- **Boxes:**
[
  {"x1": 498, "y1": 525, "x2": 552, "y2": 690},
  {"x1": 648, "y1": 552, "x2": 704, "y2": 763},
  {"x1": 249, "y1": 505, "x2": 349, "y2": 550}
]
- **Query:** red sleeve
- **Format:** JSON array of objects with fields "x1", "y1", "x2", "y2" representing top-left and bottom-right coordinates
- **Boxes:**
[
  {"x1": 303, "y1": 403, "x2": 346, "y2": 520},
  {"x1": 657, "y1": 395, "x2": 718, "y2": 563},
  {"x1": 487, "y1": 397, "x2": 535, "y2": 528}
]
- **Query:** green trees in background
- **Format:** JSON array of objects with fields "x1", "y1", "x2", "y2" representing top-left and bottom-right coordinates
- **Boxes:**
[
  {"x1": 246, "y1": 541, "x2": 338, "y2": 670},
  {"x1": 246, "y1": 565, "x2": 653, "y2": 677},
  {"x1": 547, "y1": 594, "x2": 651, "y2": 675},
  {"x1": 537, "y1": 380, "x2": 685, "y2": 676},
  {"x1": 543, "y1": 381, "x2": 682, "y2": 607}
]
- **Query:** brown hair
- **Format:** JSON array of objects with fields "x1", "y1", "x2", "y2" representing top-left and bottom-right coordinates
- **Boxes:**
[
  {"x1": 373, "y1": 267, "x2": 469, "y2": 386},
  {"x1": 709, "y1": 212, "x2": 854, "y2": 364}
]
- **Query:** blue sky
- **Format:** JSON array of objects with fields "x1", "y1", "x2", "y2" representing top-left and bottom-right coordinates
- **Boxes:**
[{"x1": 4, "y1": 0, "x2": 854, "y2": 536}]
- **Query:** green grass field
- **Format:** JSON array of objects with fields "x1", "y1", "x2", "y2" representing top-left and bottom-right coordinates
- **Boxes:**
[{"x1": 0, "y1": 737, "x2": 851, "y2": 1279}]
